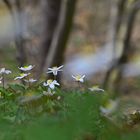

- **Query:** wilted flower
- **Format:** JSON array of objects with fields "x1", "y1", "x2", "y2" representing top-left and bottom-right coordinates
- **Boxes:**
[
  {"x1": 43, "y1": 79, "x2": 60, "y2": 89},
  {"x1": 0, "y1": 68, "x2": 11, "y2": 74},
  {"x1": 100, "y1": 99, "x2": 119, "y2": 116},
  {"x1": 47, "y1": 65, "x2": 63, "y2": 76},
  {"x1": 89, "y1": 85, "x2": 104, "y2": 92},
  {"x1": 24, "y1": 78, "x2": 37, "y2": 83},
  {"x1": 72, "y1": 74, "x2": 85, "y2": 83},
  {"x1": 14, "y1": 73, "x2": 30, "y2": 80},
  {"x1": 18, "y1": 65, "x2": 34, "y2": 71}
]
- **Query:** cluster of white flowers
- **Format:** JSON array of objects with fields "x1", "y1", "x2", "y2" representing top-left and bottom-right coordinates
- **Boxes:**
[
  {"x1": 0, "y1": 64, "x2": 105, "y2": 93},
  {"x1": 0, "y1": 65, "x2": 37, "y2": 88},
  {"x1": 43, "y1": 65, "x2": 63, "y2": 95},
  {"x1": 15, "y1": 65, "x2": 37, "y2": 84},
  {"x1": 44, "y1": 65, "x2": 87, "y2": 95},
  {"x1": 0, "y1": 64, "x2": 117, "y2": 116}
]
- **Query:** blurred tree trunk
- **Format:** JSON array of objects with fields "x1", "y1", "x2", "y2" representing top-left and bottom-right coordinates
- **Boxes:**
[
  {"x1": 14, "y1": 0, "x2": 27, "y2": 67},
  {"x1": 3, "y1": 0, "x2": 27, "y2": 67},
  {"x1": 103, "y1": 0, "x2": 127, "y2": 89},
  {"x1": 37, "y1": 0, "x2": 62, "y2": 78},
  {"x1": 113, "y1": 0, "x2": 140, "y2": 92},
  {"x1": 45, "y1": 0, "x2": 77, "y2": 81}
]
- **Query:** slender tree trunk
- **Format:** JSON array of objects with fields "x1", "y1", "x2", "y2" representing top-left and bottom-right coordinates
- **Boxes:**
[
  {"x1": 113, "y1": 0, "x2": 140, "y2": 92},
  {"x1": 103, "y1": 0, "x2": 127, "y2": 89},
  {"x1": 37, "y1": 0, "x2": 62, "y2": 78},
  {"x1": 45, "y1": 0, "x2": 77, "y2": 81}
]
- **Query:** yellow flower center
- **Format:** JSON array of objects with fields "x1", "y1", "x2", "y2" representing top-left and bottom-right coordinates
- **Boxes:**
[
  {"x1": 92, "y1": 85, "x2": 99, "y2": 89},
  {"x1": 75, "y1": 75, "x2": 82, "y2": 80},
  {"x1": 105, "y1": 101, "x2": 114, "y2": 109},
  {"x1": 20, "y1": 73, "x2": 25, "y2": 76},
  {"x1": 24, "y1": 65, "x2": 29, "y2": 68},
  {"x1": 52, "y1": 66, "x2": 57, "y2": 69},
  {"x1": 47, "y1": 79, "x2": 53, "y2": 84}
]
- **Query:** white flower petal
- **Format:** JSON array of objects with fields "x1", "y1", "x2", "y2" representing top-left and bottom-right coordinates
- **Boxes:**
[
  {"x1": 79, "y1": 78, "x2": 84, "y2": 83},
  {"x1": 53, "y1": 80, "x2": 60, "y2": 86},
  {"x1": 72, "y1": 75, "x2": 76, "y2": 79},
  {"x1": 14, "y1": 76, "x2": 23, "y2": 80},
  {"x1": 47, "y1": 71, "x2": 52, "y2": 74},
  {"x1": 5, "y1": 70, "x2": 12, "y2": 74},
  {"x1": 43, "y1": 82, "x2": 48, "y2": 87},
  {"x1": 49, "y1": 83, "x2": 55, "y2": 89},
  {"x1": 57, "y1": 65, "x2": 64, "y2": 70},
  {"x1": 81, "y1": 75, "x2": 85, "y2": 79},
  {"x1": 48, "y1": 68, "x2": 53, "y2": 70}
]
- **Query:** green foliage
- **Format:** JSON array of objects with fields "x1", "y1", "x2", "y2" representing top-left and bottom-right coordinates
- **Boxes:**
[{"x1": 0, "y1": 85, "x2": 140, "y2": 140}]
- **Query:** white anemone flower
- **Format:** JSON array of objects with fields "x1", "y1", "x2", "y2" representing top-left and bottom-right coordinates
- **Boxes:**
[
  {"x1": 47, "y1": 65, "x2": 63, "y2": 76},
  {"x1": 18, "y1": 65, "x2": 34, "y2": 71},
  {"x1": 43, "y1": 79, "x2": 60, "y2": 89},
  {"x1": 14, "y1": 73, "x2": 30, "y2": 80},
  {"x1": 24, "y1": 78, "x2": 37, "y2": 83},
  {"x1": 0, "y1": 68, "x2": 11, "y2": 74},
  {"x1": 89, "y1": 85, "x2": 104, "y2": 92},
  {"x1": 100, "y1": 99, "x2": 119, "y2": 116},
  {"x1": 72, "y1": 74, "x2": 85, "y2": 83}
]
